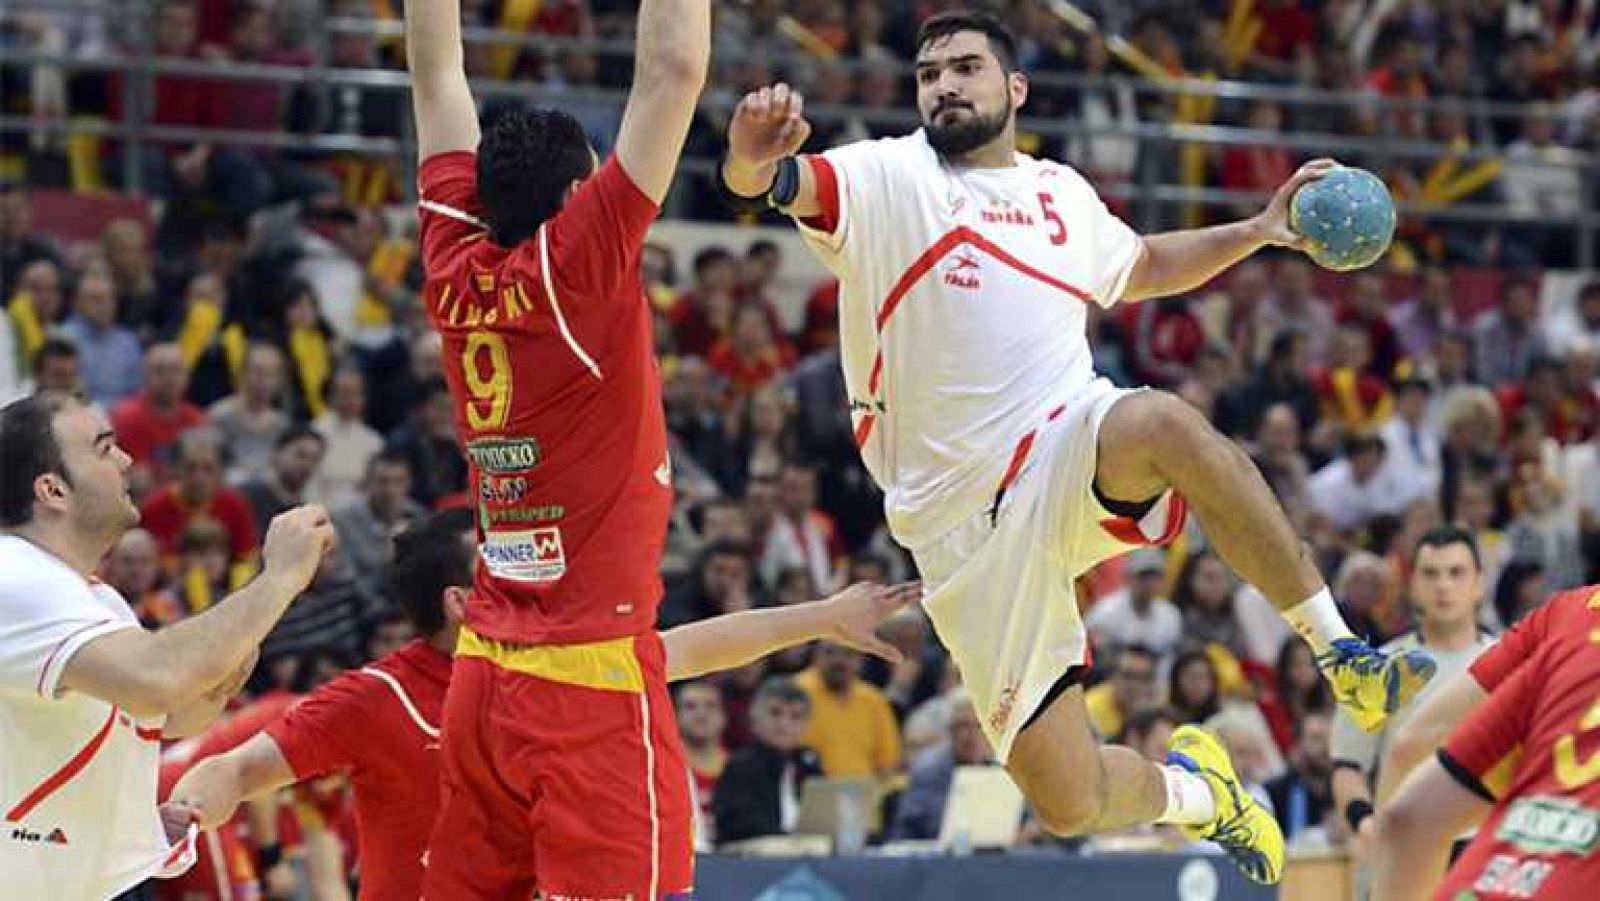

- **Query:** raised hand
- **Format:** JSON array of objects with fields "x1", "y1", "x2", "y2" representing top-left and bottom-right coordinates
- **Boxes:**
[
  {"x1": 1256, "y1": 158, "x2": 1337, "y2": 250},
  {"x1": 728, "y1": 82, "x2": 813, "y2": 170},
  {"x1": 822, "y1": 581, "x2": 923, "y2": 663}
]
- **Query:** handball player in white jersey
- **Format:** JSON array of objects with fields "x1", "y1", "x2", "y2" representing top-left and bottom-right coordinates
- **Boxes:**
[{"x1": 720, "y1": 10, "x2": 1434, "y2": 883}]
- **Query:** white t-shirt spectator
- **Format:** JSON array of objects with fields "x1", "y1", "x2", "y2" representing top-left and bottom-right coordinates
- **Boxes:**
[
  {"x1": 0, "y1": 535, "x2": 195, "y2": 898},
  {"x1": 1085, "y1": 588, "x2": 1183, "y2": 659},
  {"x1": 1308, "y1": 458, "x2": 1426, "y2": 531}
]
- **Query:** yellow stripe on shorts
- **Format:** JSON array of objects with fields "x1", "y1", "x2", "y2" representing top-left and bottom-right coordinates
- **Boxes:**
[{"x1": 456, "y1": 628, "x2": 645, "y2": 693}]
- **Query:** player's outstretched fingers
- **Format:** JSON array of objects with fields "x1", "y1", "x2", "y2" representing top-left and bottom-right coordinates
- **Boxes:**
[{"x1": 771, "y1": 82, "x2": 791, "y2": 117}]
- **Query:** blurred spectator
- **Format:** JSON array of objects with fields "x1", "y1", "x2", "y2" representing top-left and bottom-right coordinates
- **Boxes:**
[
  {"x1": 1473, "y1": 274, "x2": 1547, "y2": 387},
  {"x1": 1380, "y1": 377, "x2": 1443, "y2": 503},
  {"x1": 1311, "y1": 327, "x2": 1392, "y2": 433},
  {"x1": 1194, "y1": 260, "x2": 1269, "y2": 372},
  {"x1": 673, "y1": 248, "x2": 746, "y2": 357},
  {"x1": 709, "y1": 303, "x2": 796, "y2": 405},
  {"x1": 1259, "y1": 638, "x2": 1333, "y2": 754},
  {"x1": 271, "y1": 280, "x2": 338, "y2": 421},
  {"x1": 1084, "y1": 548, "x2": 1182, "y2": 660},
  {"x1": 239, "y1": 425, "x2": 326, "y2": 537},
  {"x1": 1251, "y1": 403, "x2": 1315, "y2": 530},
  {"x1": 59, "y1": 267, "x2": 142, "y2": 406},
  {"x1": 366, "y1": 608, "x2": 417, "y2": 662},
  {"x1": 208, "y1": 343, "x2": 291, "y2": 483},
  {"x1": 1119, "y1": 297, "x2": 1204, "y2": 389},
  {"x1": 1338, "y1": 273, "x2": 1401, "y2": 379},
  {"x1": 714, "y1": 676, "x2": 823, "y2": 846},
  {"x1": 1491, "y1": 35, "x2": 1557, "y2": 145},
  {"x1": 1084, "y1": 644, "x2": 1160, "y2": 740},
  {"x1": 1502, "y1": 446, "x2": 1585, "y2": 590},
  {"x1": 105, "y1": 528, "x2": 184, "y2": 627},
  {"x1": 0, "y1": 185, "x2": 60, "y2": 293},
  {"x1": 332, "y1": 450, "x2": 426, "y2": 598},
  {"x1": 111, "y1": 342, "x2": 208, "y2": 494},
  {"x1": 1220, "y1": 100, "x2": 1295, "y2": 204},
  {"x1": 8, "y1": 259, "x2": 65, "y2": 370},
  {"x1": 661, "y1": 540, "x2": 758, "y2": 630},
  {"x1": 1497, "y1": 356, "x2": 1598, "y2": 447},
  {"x1": 1116, "y1": 706, "x2": 1179, "y2": 763},
  {"x1": 731, "y1": 385, "x2": 794, "y2": 495},
  {"x1": 1309, "y1": 432, "x2": 1424, "y2": 532},
  {"x1": 665, "y1": 355, "x2": 740, "y2": 494},
  {"x1": 172, "y1": 518, "x2": 243, "y2": 616},
  {"x1": 260, "y1": 548, "x2": 375, "y2": 664},
  {"x1": 1255, "y1": 258, "x2": 1333, "y2": 366},
  {"x1": 286, "y1": 0, "x2": 406, "y2": 148},
  {"x1": 1168, "y1": 649, "x2": 1222, "y2": 725},
  {"x1": 1214, "y1": 330, "x2": 1321, "y2": 439},
  {"x1": 1493, "y1": 559, "x2": 1548, "y2": 628},
  {"x1": 1438, "y1": 386, "x2": 1504, "y2": 520},
  {"x1": 760, "y1": 463, "x2": 842, "y2": 594},
  {"x1": 1388, "y1": 268, "x2": 1458, "y2": 367},
  {"x1": 140, "y1": 426, "x2": 261, "y2": 571},
  {"x1": 101, "y1": 220, "x2": 158, "y2": 338},
  {"x1": 861, "y1": 609, "x2": 944, "y2": 720},
  {"x1": 676, "y1": 679, "x2": 729, "y2": 850},
  {"x1": 31, "y1": 337, "x2": 81, "y2": 396},
  {"x1": 892, "y1": 692, "x2": 996, "y2": 840},
  {"x1": 1171, "y1": 551, "x2": 1244, "y2": 656},
  {"x1": 386, "y1": 377, "x2": 468, "y2": 507},
  {"x1": 309, "y1": 365, "x2": 384, "y2": 509},
  {"x1": 797, "y1": 643, "x2": 902, "y2": 780},
  {"x1": 1265, "y1": 711, "x2": 1336, "y2": 845}
]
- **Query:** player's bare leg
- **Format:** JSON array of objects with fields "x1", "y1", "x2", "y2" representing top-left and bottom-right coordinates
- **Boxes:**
[
  {"x1": 1007, "y1": 686, "x2": 1284, "y2": 883},
  {"x1": 1093, "y1": 391, "x2": 1435, "y2": 729}
]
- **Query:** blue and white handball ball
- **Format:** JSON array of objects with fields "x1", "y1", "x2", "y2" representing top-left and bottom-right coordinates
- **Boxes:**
[{"x1": 1289, "y1": 166, "x2": 1396, "y2": 272}]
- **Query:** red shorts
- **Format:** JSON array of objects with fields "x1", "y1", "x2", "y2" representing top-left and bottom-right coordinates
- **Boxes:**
[{"x1": 422, "y1": 630, "x2": 694, "y2": 900}]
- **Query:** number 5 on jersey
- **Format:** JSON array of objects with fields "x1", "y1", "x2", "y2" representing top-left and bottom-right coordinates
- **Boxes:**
[
  {"x1": 464, "y1": 331, "x2": 512, "y2": 431},
  {"x1": 1038, "y1": 193, "x2": 1067, "y2": 246}
]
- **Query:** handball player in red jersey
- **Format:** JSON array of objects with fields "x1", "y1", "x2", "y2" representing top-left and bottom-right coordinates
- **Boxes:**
[
  {"x1": 401, "y1": 0, "x2": 714, "y2": 893},
  {"x1": 1372, "y1": 586, "x2": 1600, "y2": 899},
  {"x1": 168, "y1": 513, "x2": 918, "y2": 900}
]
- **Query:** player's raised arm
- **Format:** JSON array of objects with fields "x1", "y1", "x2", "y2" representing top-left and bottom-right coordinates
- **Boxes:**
[
  {"x1": 721, "y1": 85, "x2": 823, "y2": 219},
  {"x1": 662, "y1": 581, "x2": 921, "y2": 681},
  {"x1": 612, "y1": 0, "x2": 711, "y2": 204},
  {"x1": 405, "y1": 0, "x2": 480, "y2": 161}
]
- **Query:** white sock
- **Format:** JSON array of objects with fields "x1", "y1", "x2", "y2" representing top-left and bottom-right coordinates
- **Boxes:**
[
  {"x1": 1156, "y1": 765, "x2": 1217, "y2": 825},
  {"x1": 1282, "y1": 586, "x2": 1355, "y2": 656}
]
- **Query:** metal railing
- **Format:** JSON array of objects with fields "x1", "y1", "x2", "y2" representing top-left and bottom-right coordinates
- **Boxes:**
[{"x1": 2, "y1": 1, "x2": 1597, "y2": 264}]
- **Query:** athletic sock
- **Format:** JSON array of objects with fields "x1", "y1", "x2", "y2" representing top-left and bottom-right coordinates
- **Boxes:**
[
  {"x1": 1156, "y1": 765, "x2": 1217, "y2": 826},
  {"x1": 1282, "y1": 586, "x2": 1355, "y2": 657}
]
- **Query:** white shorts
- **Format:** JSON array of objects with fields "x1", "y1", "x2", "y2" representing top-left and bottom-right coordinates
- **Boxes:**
[{"x1": 913, "y1": 379, "x2": 1188, "y2": 762}]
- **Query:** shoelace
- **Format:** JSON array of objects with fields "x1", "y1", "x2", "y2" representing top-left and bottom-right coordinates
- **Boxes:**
[
  {"x1": 1192, "y1": 765, "x2": 1274, "y2": 881},
  {"x1": 1315, "y1": 639, "x2": 1386, "y2": 678}
]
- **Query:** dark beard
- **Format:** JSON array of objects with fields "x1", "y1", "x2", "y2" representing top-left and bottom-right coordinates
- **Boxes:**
[{"x1": 925, "y1": 107, "x2": 1010, "y2": 158}]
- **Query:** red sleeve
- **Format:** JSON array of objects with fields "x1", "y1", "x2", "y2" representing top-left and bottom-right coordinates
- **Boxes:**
[
  {"x1": 799, "y1": 155, "x2": 841, "y2": 235},
  {"x1": 417, "y1": 151, "x2": 487, "y2": 274},
  {"x1": 1443, "y1": 647, "x2": 1541, "y2": 800},
  {"x1": 264, "y1": 673, "x2": 373, "y2": 779},
  {"x1": 1471, "y1": 591, "x2": 1561, "y2": 691}
]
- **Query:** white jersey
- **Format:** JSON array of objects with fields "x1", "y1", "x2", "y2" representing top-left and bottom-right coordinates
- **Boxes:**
[
  {"x1": 796, "y1": 130, "x2": 1143, "y2": 549},
  {"x1": 0, "y1": 535, "x2": 195, "y2": 899}
]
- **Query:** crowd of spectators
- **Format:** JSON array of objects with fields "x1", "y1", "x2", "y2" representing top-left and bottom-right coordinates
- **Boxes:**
[{"x1": 7, "y1": 0, "x2": 1600, "y2": 893}]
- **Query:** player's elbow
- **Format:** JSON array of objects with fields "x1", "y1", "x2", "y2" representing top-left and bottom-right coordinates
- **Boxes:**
[
  {"x1": 116, "y1": 669, "x2": 189, "y2": 719},
  {"x1": 641, "y1": 48, "x2": 708, "y2": 93},
  {"x1": 1375, "y1": 793, "x2": 1425, "y2": 843}
]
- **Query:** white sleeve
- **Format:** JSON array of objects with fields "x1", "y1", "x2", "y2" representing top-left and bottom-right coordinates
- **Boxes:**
[
  {"x1": 1087, "y1": 192, "x2": 1144, "y2": 309},
  {"x1": 0, "y1": 575, "x2": 138, "y2": 700}
]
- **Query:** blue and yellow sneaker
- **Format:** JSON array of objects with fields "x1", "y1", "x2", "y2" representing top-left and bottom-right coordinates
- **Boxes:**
[
  {"x1": 1167, "y1": 725, "x2": 1284, "y2": 885},
  {"x1": 1317, "y1": 637, "x2": 1436, "y2": 733}
]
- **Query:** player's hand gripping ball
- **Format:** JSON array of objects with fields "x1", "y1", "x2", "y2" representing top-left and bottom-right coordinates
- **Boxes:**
[{"x1": 1289, "y1": 166, "x2": 1396, "y2": 272}]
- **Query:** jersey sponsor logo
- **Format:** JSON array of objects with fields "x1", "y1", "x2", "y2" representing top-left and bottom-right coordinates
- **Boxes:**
[
  {"x1": 654, "y1": 453, "x2": 672, "y2": 486},
  {"x1": 480, "y1": 474, "x2": 530, "y2": 506},
  {"x1": 466, "y1": 437, "x2": 542, "y2": 474},
  {"x1": 8, "y1": 826, "x2": 68, "y2": 846},
  {"x1": 484, "y1": 503, "x2": 566, "y2": 526},
  {"x1": 1472, "y1": 854, "x2": 1554, "y2": 898},
  {"x1": 943, "y1": 253, "x2": 982, "y2": 291},
  {"x1": 480, "y1": 528, "x2": 567, "y2": 583},
  {"x1": 989, "y1": 676, "x2": 1022, "y2": 735},
  {"x1": 1496, "y1": 796, "x2": 1600, "y2": 855}
]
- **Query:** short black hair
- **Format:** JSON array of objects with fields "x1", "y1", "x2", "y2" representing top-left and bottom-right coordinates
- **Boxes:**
[
  {"x1": 1412, "y1": 524, "x2": 1482, "y2": 571},
  {"x1": 33, "y1": 337, "x2": 79, "y2": 376},
  {"x1": 477, "y1": 108, "x2": 593, "y2": 247},
  {"x1": 366, "y1": 447, "x2": 412, "y2": 479},
  {"x1": 390, "y1": 508, "x2": 475, "y2": 636},
  {"x1": 0, "y1": 394, "x2": 73, "y2": 526},
  {"x1": 754, "y1": 675, "x2": 811, "y2": 711},
  {"x1": 916, "y1": 10, "x2": 1019, "y2": 70},
  {"x1": 693, "y1": 246, "x2": 735, "y2": 276},
  {"x1": 275, "y1": 423, "x2": 325, "y2": 451}
]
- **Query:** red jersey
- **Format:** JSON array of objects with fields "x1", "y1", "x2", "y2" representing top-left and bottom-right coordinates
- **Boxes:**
[
  {"x1": 1471, "y1": 587, "x2": 1600, "y2": 693},
  {"x1": 139, "y1": 485, "x2": 261, "y2": 565},
  {"x1": 1437, "y1": 625, "x2": 1600, "y2": 899},
  {"x1": 265, "y1": 640, "x2": 451, "y2": 901},
  {"x1": 417, "y1": 152, "x2": 670, "y2": 645},
  {"x1": 110, "y1": 393, "x2": 208, "y2": 482}
]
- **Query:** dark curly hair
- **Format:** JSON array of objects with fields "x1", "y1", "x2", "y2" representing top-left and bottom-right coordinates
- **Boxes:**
[{"x1": 477, "y1": 108, "x2": 594, "y2": 246}]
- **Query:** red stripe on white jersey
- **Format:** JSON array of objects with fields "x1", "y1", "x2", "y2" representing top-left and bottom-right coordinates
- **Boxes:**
[
  {"x1": 800, "y1": 155, "x2": 841, "y2": 234},
  {"x1": 6, "y1": 707, "x2": 117, "y2": 822},
  {"x1": 35, "y1": 619, "x2": 114, "y2": 698}
]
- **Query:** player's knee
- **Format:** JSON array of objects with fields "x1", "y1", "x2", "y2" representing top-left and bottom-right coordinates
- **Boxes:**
[
  {"x1": 1122, "y1": 391, "x2": 1211, "y2": 451},
  {"x1": 1030, "y1": 779, "x2": 1108, "y2": 837}
]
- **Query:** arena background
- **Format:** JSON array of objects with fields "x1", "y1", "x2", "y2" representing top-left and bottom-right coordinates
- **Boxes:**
[{"x1": 4, "y1": 1, "x2": 1598, "y2": 898}]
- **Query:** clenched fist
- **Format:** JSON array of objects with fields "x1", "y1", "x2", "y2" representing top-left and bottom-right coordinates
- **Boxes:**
[{"x1": 261, "y1": 504, "x2": 336, "y2": 592}]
